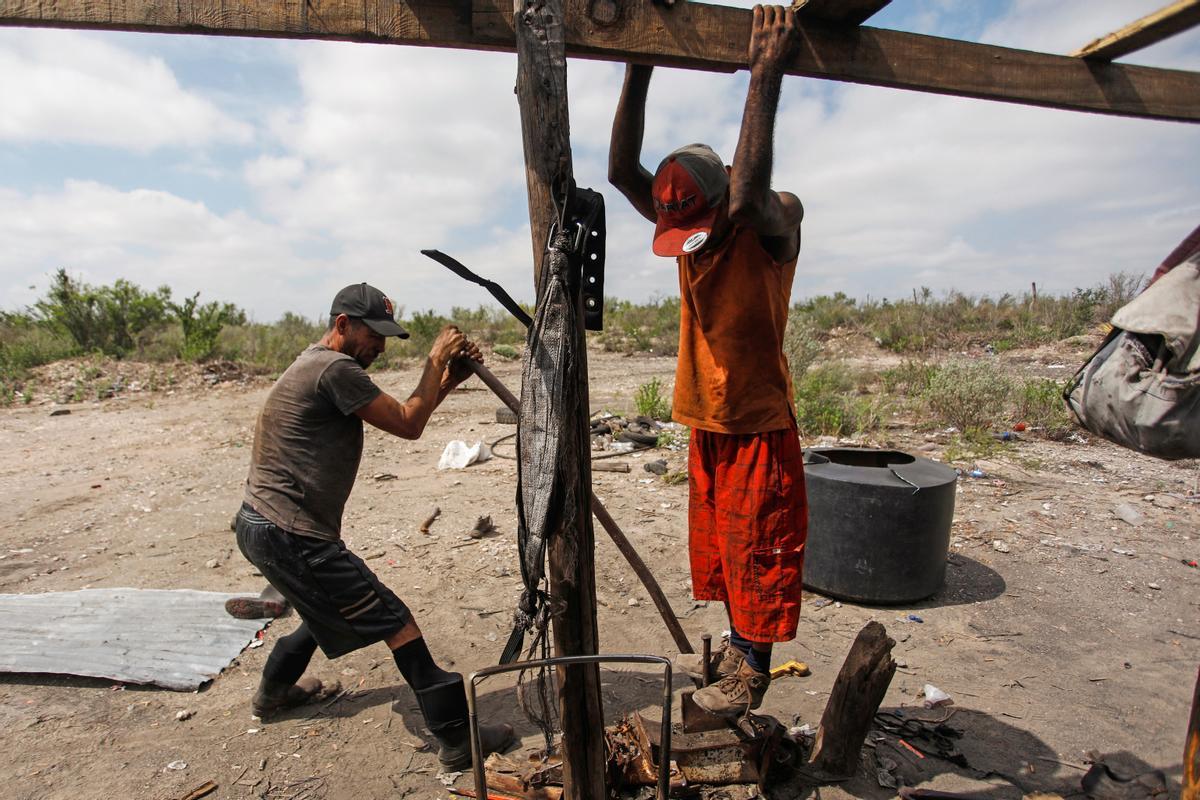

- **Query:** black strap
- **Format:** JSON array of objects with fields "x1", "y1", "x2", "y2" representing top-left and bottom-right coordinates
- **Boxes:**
[{"x1": 420, "y1": 249, "x2": 532, "y2": 329}]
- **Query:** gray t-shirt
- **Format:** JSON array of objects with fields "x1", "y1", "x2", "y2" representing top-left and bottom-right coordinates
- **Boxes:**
[{"x1": 244, "y1": 345, "x2": 382, "y2": 541}]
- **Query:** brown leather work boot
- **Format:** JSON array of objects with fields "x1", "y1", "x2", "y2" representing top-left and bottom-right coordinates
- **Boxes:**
[
  {"x1": 674, "y1": 642, "x2": 746, "y2": 684},
  {"x1": 691, "y1": 659, "x2": 771, "y2": 718}
]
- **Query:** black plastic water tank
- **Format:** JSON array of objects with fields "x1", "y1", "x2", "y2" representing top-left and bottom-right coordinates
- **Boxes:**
[{"x1": 802, "y1": 447, "x2": 957, "y2": 604}]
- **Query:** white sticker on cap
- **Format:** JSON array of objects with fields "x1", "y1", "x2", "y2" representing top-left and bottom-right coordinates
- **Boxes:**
[{"x1": 682, "y1": 231, "x2": 709, "y2": 253}]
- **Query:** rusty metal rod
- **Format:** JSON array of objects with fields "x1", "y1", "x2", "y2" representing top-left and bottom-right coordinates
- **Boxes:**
[{"x1": 466, "y1": 359, "x2": 694, "y2": 655}]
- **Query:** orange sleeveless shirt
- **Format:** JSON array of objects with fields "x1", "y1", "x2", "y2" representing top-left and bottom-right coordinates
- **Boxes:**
[{"x1": 673, "y1": 225, "x2": 797, "y2": 434}]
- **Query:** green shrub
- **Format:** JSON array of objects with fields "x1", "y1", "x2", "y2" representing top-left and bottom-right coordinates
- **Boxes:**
[
  {"x1": 169, "y1": 293, "x2": 247, "y2": 361},
  {"x1": 793, "y1": 363, "x2": 881, "y2": 438},
  {"x1": 1015, "y1": 377, "x2": 1072, "y2": 432},
  {"x1": 924, "y1": 360, "x2": 1013, "y2": 432},
  {"x1": 34, "y1": 269, "x2": 172, "y2": 356},
  {"x1": 492, "y1": 344, "x2": 521, "y2": 361},
  {"x1": 783, "y1": 310, "x2": 822, "y2": 379},
  {"x1": 634, "y1": 376, "x2": 672, "y2": 420},
  {"x1": 595, "y1": 296, "x2": 680, "y2": 355}
]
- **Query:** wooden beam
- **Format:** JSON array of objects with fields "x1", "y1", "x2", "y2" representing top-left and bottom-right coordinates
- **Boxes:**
[
  {"x1": 1072, "y1": 0, "x2": 1200, "y2": 61},
  {"x1": 2, "y1": 0, "x2": 1200, "y2": 122},
  {"x1": 512, "y1": 0, "x2": 606, "y2": 797},
  {"x1": 794, "y1": 0, "x2": 891, "y2": 27}
]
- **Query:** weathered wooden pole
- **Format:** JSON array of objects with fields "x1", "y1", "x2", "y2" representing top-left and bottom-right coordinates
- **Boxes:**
[{"x1": 512, "y1": 0, "x2": 606, "y2": 797}]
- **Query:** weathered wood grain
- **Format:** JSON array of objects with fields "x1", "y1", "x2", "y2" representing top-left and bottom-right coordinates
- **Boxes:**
[
  {"x1": 1072, "y1": 0, "x2": 1200, "y2": 61},
  {"x1": 3, "y1": 0, "x2": 1199, "y2": 121}
]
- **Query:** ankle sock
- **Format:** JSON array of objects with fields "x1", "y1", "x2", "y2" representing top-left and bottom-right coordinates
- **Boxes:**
[
  {"x1": 745, "y1": 646, "x2": 773, "y2": 674},
  {"x1": 393, "y1": 637, "x2": 457, "y2": 691},
  {"x1": 263, "y1": 623, "x2": 318, "y2": 686},
  {"x1": 728, "y1": 624, "x2": 752, "y2": 656}
]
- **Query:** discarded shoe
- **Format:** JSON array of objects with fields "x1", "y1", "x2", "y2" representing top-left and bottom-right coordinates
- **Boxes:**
[
  {"x1": 251, "y1": 676, "x2": 339, "y2": 719},
  {"x1": 691, "y1": 660, "x2": 770, "y2": 718},
  {"x1": 674, "y1": 642, "x2": 745, "y2": 684},
  {"x1": 225, "y1": 585, "x2": 289, "y2": 620}
]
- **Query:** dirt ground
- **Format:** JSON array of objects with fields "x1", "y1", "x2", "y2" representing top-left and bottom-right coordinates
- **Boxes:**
[{"x1": 0, "y1": 344, "x2": 1197, "y2": 800}]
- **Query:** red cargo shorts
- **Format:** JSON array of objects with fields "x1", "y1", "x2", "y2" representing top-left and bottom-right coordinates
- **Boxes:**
[{"x1": 688, "y1": 426, "x2": 807, "y2": 642}]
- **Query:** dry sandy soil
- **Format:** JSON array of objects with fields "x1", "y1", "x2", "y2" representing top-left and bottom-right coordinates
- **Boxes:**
[{"x1": 0, "y1": 344, "x2": 1196, "y2": 800}]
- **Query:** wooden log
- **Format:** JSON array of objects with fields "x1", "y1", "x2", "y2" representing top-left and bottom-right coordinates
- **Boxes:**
[
  {"x1": 1072, "y1": 0, "x2": 1200, "y2": 62},
  {"x1": 2, "y1": 0, "x2": 1200, "y2": 122},
  {"x1": 808, "y1": 620, "x2": 897, "y2": 779},
  {"x1": 512, "y1": 0, "x2": 606, "y2": 796},
  {"x1": 1185, "y1": 666, "x2": 1200, "y2": 800}
]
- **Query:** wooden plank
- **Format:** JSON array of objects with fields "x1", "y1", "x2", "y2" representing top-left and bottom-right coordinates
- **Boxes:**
[
  {"x1": 511, "y1": 0, "x2": 606, "y2": 796},
  {"x1": 1072, "y1": 0, "x2": 1200, "y2": 61},
  {"x1": 1185, "y1": 667, "x2": 1200, "y2": 800},
  {"x1": 794, "y1": 0, "x2": 891, "y2": 27},
  {"x1": 2, "y1": 0, "x2": 1200, "y2": 122}
]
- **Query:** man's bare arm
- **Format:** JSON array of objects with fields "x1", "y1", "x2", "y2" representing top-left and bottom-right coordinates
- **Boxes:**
[
  {"x1": 728, "y1": 5, "x2": 804, "y2": 250},
  {"x1": 609, "y1": 64, "x2": 658, "y2": 223},
  {"x1": 356, "y1": 327, "x2": 480, "y2": 439}
]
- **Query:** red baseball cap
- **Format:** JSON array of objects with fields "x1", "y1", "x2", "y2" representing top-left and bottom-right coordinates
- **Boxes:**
[{"x1": 651, "y1": 144, "x2": 729, "y2": 257}]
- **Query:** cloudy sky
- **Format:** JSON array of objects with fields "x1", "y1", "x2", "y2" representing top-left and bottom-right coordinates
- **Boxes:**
[{"x1": 1, "y1": 0, "x2": 1198, "y2": 322}]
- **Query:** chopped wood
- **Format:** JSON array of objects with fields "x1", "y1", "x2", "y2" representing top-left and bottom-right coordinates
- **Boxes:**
[
  {"x1": 177, "y1": 782, "x2": 217, "y2": 800},
  {"x1": 419, "y1": 507, "x2": 441, "y2": 534},
  {"x1": 807, "y1": 621, "x2": 897, "y2": 779},
  {"x1": 1071, "y1": 0, "x2": 1200, "y2": 61}
]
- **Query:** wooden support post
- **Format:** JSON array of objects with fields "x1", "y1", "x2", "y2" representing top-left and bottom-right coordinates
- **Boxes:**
[
  {"x1": 807, "y1": 621, "x2": 897, "y2": 779},
  {"x1": 1185, "y1": 666, "x2": 1200, "y2": 800},
  {"x1": 512, "y1": 0, "x2": 605, "y2": 797}
]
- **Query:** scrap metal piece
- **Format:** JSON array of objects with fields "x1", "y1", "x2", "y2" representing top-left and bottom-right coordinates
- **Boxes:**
[{"x1": 681, "y1": 690, "x2": 730, "y2": 733}]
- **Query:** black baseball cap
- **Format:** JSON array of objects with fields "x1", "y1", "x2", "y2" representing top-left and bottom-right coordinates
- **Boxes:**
[{"x1": 330, "y1": 283, "x2": 409, "y2": 338}]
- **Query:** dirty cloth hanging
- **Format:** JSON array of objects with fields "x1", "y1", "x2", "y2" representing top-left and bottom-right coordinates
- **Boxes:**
[{"x1": 501, "y1": 228, "x2": 589, "y2": 664}]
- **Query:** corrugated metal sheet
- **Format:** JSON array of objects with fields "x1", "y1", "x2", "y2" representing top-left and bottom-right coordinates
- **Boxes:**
[{"x1": 0, "y1": 588, "x2": 269, "y2": 691}]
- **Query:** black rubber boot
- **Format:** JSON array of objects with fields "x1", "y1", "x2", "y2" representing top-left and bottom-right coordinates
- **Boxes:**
[{"x1": 414, "y1": 675, "x2": 515, "y2": 771}]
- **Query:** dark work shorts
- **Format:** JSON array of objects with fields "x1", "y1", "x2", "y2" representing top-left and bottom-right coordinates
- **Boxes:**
[{"x1": 234, "y1": 503, "x2": 412, "y2": 659}]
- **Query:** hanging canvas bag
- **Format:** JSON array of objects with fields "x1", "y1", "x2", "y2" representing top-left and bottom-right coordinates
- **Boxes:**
[{"x1": 1064, "y1": 254, "x2": 1200, "y2": 460}]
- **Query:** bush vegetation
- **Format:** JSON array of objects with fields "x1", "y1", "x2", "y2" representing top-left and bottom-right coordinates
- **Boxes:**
[{"x1": 1, "y1": 268, "x2": 1130, "y2": 430}]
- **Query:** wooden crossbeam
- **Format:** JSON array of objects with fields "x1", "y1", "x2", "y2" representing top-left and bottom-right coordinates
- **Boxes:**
[
  {"x1": 794, "y1": 0, "x2": 891, "y2": 27},
  {"x1": 2, "y1": 0, "x2": 1199, "y2": 122},
  {"x1": 1072, "y1": 0, "x2": 1200, "y2": 61}
]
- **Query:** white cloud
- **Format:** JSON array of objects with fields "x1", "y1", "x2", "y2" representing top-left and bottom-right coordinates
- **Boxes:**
[{"x1": 0, "y1": 29, "x2": 252, "y2": 150}]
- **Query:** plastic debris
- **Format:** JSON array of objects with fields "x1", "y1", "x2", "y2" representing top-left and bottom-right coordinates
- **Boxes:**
[
  {"x1": 992, "y1": 540, "x2": 1011, "y2": 553},
  {"x1": 1012, "y1": 422, "x2": 1027, "y2": 432},
  {"x1": 437, "y1": 440, "x2": 492, "y2": 470},
  {"x1": 907, "y1": 614, "x2": 924, "y2": 623},
  {"x1": 165, "y1": 761, "x2": 188, "y2": 771},
  {"x1": 175, "y1": 709, "x2": 195, "y2": 721},
  {"x1": 968, "y1": 469, "x2": 987, "y2": 479},
  {"x1": 1113, "y1": 503, "x2": 1144, "y2": 527},
  {"x1": 922, "y1": 684, "x2": 953, "y2": 709},
  {"x1": 644, "y1": 459, "x2": 669, "y2": 475}
]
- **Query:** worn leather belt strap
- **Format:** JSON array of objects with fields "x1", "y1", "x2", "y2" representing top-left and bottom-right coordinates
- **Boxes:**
[{"x1": 420, "y1": 249, "x2": 533, "y2": 329}]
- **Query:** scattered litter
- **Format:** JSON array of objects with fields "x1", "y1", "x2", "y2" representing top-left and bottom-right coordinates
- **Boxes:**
[
  {"x1": 788, "y1": 723, "x2": 816, "y2": 739},
  {"x1": 437, "y1": 771, "x2": 464, "y2": 786},
  {"x1": 49, "y1": 408, "x2": 71, "y2": 417},
  {"x1": 1148, "y1": 582, "x2": 1161, "y2": 590},
  {"x1": 204, "y1": 559, "x2": 220, "y2": 569},
  {"x1": 470, "y1": 516, "x2": 497, "y2": 539},
  {"x1": 922, "y1": 684, "x2": 953, "y2": 709},
  {"x1": 1184, "y1": 559, "x2": 1198, "y2": 568},
  {"x1": 1112, "y1": 503, "x2": 1144, "y2": 527},
  {"x1": 644, "y1": 459, "x2": 668, "y2": 475},
  {"x1": 812, "y1": 598, "x2": 832, "y2": 609},
  {"x1": 437, "y1": 440, "x2": 492, "y2": 470},
  {"x1": 968, "y1": 469, "x2": 987, "y2": 479},
  {"x1": 175, "y1": 709, "x2": 195, "y2": 721},
  {"x1": 372, "y1": 472, "x2": 397, "y2": 481},
  {"x1": 165, "y1": 760, "x2": 188, "y2": 771},
  {"x1": 907, "y1": 614, "x2": 924, "y2": 624},
  {"x1": 420, "y1": 507, "x2": 441, "y2": 534},
  {"x1": 991, "y1": 431, "x2": 1018, "y2": 442},
  {"x1": 609, "y1": 441, "x2": 636, "y2": 453},
  {"x1": 1111, "y1": 548, "x2": 1136, "y2": 557},
  {"x1": 627, "y1": 598, "x2": 640, "y2": 607},
  {"x1": 1012, "y1": 422, "x2": 1027, "y2": 432},
  {"x1": 992, "y1": 540, "x2": 1010, "y2": 553}
]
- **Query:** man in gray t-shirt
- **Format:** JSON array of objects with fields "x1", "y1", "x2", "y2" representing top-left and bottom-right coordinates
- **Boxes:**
[{"x1": 234, "y1": 282, "x2": 513, "y2": 770}]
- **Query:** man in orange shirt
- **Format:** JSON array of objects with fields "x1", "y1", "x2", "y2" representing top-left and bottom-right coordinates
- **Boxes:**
[{"x1": 608, "y1": 5, "x2": 807, "y2": 717}]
